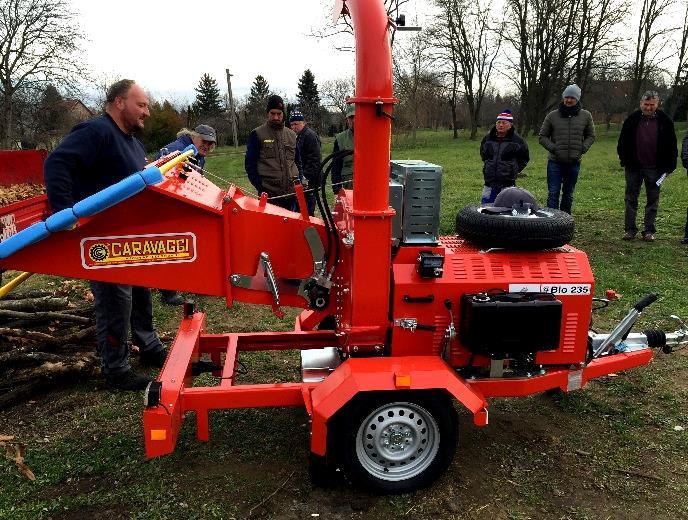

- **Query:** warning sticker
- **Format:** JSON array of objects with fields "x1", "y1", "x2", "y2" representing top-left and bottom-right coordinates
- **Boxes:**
[{"x1": 81, "y1": 232, "x2": 196, "y2": 269}]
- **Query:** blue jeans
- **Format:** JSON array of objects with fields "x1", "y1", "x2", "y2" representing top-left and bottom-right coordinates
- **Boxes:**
[
  {"x1": 546, "y1": 160, "x2": 580, "y2": 214},
  {"x1": 481, "y1": 185, "x2": 502, "y2": 204}
]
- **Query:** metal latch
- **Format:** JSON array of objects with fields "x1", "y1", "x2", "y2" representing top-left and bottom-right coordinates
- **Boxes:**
[{"x1": 394, "y1": 318, "x2": 418, "y2": 332}]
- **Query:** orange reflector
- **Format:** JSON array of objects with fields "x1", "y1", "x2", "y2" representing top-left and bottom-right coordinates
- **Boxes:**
[
  {"x1": 150, "y1": 429, "x2": 167, "y2": 441},
  {"x1": 395, "y1": 374, "x2": 411, "y2": 388}
]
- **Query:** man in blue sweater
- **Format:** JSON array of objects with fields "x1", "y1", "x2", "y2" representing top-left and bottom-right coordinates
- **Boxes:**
[{"x1": 44, "y1": 79, "x2": 166, "y2": 391}]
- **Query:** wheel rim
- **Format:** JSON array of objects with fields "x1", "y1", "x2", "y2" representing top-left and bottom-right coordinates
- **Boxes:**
[
  {"x1": 477, "y1": 207, "x2": 556, "y2": 219},
  {"x1": 355, "y1": 401, "x2": 440, "y2": 482}
]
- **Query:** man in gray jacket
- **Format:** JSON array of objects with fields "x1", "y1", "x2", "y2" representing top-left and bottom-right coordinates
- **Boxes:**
[{"x1": 539, "y1": 84, "x2": 596, "y2": 214}]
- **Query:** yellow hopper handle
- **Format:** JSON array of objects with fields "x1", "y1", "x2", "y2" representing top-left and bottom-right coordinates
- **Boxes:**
[
  {"x1": 0, "y1": 271, "x2": 33, "y2": 299},
  {"x1": 159, "y1": 149, "x2": 195, "y2": 175}
]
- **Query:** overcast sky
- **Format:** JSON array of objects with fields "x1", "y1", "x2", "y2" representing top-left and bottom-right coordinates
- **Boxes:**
[{"x1": 71, "y1": 0, "x2": 428, "y2": 106}]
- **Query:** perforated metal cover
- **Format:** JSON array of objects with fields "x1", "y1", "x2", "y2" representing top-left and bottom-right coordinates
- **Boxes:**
[{"x1": 390, "y1": 160, "x2": 443, "y2": 244}]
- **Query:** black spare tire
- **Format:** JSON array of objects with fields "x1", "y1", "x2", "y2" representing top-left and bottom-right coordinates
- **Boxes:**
[{"x1": 455, "y1": 204, "x2": 575, "y2": 250}]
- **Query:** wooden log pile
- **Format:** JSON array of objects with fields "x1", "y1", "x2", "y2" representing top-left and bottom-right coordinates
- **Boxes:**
[
  {"x1": 0, "y1": 283, "x2": 99, "y2": 410},
  {"x1": 0, "y1": 183, "x2": 46, "y2": 205}
]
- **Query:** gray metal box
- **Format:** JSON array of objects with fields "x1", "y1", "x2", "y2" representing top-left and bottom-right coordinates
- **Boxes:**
[
  {"x1": 390, "y1": 160, "x2": 443, "y2": 245},
  {"x1": 388, "y1": 180, "x2": 404, "y2": 246}
]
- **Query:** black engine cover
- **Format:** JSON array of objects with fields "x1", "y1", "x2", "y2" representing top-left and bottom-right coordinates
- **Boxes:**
[{"x1": 460, "y1": 292, "x2": 562, "y2": 358}]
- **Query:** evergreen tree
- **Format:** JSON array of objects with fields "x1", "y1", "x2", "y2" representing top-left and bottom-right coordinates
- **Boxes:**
[
  {"x1": 36, "y1": 84, "x2": 65, "y2": 137},
  {"x1": 140, "y1": 100, "x2": 183, "y2": 153},
  {"x1": 193, "y1": 73, "x2": 223, "y2": 117},
  {"x1": 296, "y1": 69, "x2": 322, "y2": 132},
  {"x1": 245, "y1": 75, "x2": 272, "y2": 132}
]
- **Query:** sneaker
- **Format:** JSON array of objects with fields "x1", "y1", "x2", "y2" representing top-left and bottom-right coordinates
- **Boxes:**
[
  {"x1": 139, "y1": 348, "x2": 168, "y2": 368},
  {"x1": 622, "y1": 231, "x2": 636, "y2": 241},
  {"x1": 642, "y1": 233, "x2": 655, "y2": 242},
  {"x1": 162, "y1": 291, "x2": 184, "y2": 306},
  {"x1": 106, "y1": 369, "x2": 152, "y2": 391}
]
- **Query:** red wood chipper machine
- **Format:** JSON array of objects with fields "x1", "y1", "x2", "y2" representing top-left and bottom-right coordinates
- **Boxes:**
[{"x1": 1, "y1": 0, "x2": 686, "y2": 494}]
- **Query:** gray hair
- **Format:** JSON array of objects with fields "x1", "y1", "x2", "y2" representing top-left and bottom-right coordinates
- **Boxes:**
[
  {"x1": 176, "y1": 128, "x2": 200, "y2": 139},
  {"x1": 641, "y1": 90, "x2": 659, "y2": 101}
]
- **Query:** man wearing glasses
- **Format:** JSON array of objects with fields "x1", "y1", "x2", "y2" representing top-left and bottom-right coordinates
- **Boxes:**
[
  {"x1": 158, "y1": 124, "x2": 217, "y2": 169},
  {"x1": 156, "y1": 124, "x2": 216, "y2": 305},
  {"x1": 617, "y1": 91, "x2": 677, "y2": 242}
]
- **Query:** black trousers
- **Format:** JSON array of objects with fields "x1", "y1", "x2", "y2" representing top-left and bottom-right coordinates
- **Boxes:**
[{"x1": 90, "y1": 282, "x2": 163, "y2": 375}]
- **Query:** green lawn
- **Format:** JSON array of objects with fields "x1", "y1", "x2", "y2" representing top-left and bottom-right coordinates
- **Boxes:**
[{"x1": 1, "y1": 126, "x2": 688, "y2": 519}]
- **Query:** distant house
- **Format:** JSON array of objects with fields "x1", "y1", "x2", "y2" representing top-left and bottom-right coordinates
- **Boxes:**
[{"x1": 61, "y1": 99, "x2": 94, "y2": 123}]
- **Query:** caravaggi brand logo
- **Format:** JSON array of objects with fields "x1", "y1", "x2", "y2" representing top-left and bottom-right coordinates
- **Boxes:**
[{"x1": 80, "y1": 233, "x2": 197, "y2": 269}]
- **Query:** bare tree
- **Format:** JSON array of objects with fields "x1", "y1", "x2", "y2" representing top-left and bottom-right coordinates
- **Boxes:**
[
  {"x1": 432, "y1": 0, "x2": 502, "y2": 140},
  {"x1": 321, "y1": 76, "x2": 355, "y2": 120},
  {"x1": 628, "y1": 0, "x2": 675, "y2": 110},
  {"x1": 428, "y1": 1, "x2": 462, "y2": 138},
  {"x1": 666, "y1": 0, "x2": 688, "y2": 118},
  {"x1": 311, "y1": 0, "x2": 410, "y2": 51},
  {"x1": 0, "y1": 0, "x2": 87, "y2": 148},
  {"x1": 393, "y1": 34, "x2": 443, "y2": 145},
  {"x1": 503, "y1": 0, "x2": 627, "y2": 135},
  {"x1": 568, "y1": 0, "x2": 629, "y2": 93}
]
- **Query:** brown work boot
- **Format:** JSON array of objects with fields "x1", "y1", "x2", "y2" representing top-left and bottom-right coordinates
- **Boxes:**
[
  {"x1": 622, "y1": 231, "x2": 636, "y2": 241},
  {"x1": 642, "y1": 233, "x2": 655, "y2": 242}
]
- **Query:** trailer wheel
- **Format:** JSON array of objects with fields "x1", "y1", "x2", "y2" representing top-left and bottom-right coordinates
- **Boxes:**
[
  {"x1": 336, "y1": 391, "x2": 458, "y2": 494},
  {"x1": 455, "y1": 204, "x2": 574, "y2": 250}
]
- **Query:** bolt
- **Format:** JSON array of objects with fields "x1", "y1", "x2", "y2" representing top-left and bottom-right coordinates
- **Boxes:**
[
  {"x1": 283, "y1": 217, "x2": 288, "y2": 222},
  {"x1": 171, "y1": 378, "x2": 175, "y2": 383},
  {"x1": 232, "y1": 208, "x2": 238, "y2": 213}
]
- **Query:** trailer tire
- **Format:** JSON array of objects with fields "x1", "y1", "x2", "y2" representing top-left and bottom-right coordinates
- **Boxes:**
[
  {"x1": 334, "y1": 390, "x2": 458, "y2": 494},
  {"x1": 455, "y1": 204, "x2": 574, "y2": 250}
]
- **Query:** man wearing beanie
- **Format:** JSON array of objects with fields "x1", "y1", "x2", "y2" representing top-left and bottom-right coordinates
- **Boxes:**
[
  {"x1": 245, "y1": 94, "x2": 300, "y2": 210},
  {"x1": 617, "y1": 91, "x2": 677, "y2": 241},
  {"x1": 479, "y1": 109, "x2": 529, "y2": 203},
  {"x1": 289, "y1": 110, "x2": 321, "y2": 215},
  {"x1": 538, "y1": 84, "x2": 596, "y2": 214}
]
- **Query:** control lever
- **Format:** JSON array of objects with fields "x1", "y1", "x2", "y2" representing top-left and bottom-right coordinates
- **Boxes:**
[
  {"x1": 442, "y1": 299, "x2": 457, "y2": 361},
  {"x1": 260, "y1": 252, "x2": 284, "y2": 318},
  {"x1": 594, "y1": 293, "x2": 658, "y2": 357}
]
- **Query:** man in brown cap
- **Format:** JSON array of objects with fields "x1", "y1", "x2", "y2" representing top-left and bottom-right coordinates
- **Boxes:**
[{"x1": 245, "y1": 95, "x2": 300, "y2": 210}]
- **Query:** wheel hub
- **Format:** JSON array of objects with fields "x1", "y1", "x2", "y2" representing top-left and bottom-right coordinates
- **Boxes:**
[{"x1": 355, "y1": 401, "x2": 440, "y2": 482}]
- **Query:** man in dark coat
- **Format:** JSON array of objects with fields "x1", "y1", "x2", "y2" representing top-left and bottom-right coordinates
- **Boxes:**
[
  {"x1": 43, "y1": 80, "x2": 166, "y2": 391},
  {"x1": 538, "y1": 84, "x2": 596, "y2": 214},
  {"x1": 158, "y1": 124, "x2": 216, "y2": 169},
  {"x1": 479, "y1": 109, "x2": 530, "y2": 204},
  {"x1": 155, "y1": 124, "x2": 216, "y2": 305},
  {"x1": 617, "y1": 91, "x2": 677, "y2": 241},
  {"x1": 289, "y1": 110, "x2": 321, "y2": 215},
  {"x1": 681, "y1": 132, "x2": 688, "y2": 244},
  {"x1": 245, "y1": 95, "x2": 300, "y2": 210}
]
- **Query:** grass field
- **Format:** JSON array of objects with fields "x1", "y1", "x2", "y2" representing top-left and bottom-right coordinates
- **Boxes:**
[{"x1": 1, "y1": 126, "x2": 688, "y2": 519}]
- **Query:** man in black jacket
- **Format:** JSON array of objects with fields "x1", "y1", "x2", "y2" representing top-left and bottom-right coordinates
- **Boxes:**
[
  {"x1": 289, "y1": 111, "x2": 321, "y2": 215},
  {"x1": 44, "y1": 79, "x2": 166, "y2": 391},
  {"x1": 617, "y1": 91, "x2": 677, "y2": 241},
  {"x1": 479, "y1": 109, "x2": 529, "y2": 203}
]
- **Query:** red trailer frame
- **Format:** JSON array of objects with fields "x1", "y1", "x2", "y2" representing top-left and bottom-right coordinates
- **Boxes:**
[{"x1": 0, "y1": 0, "x2": 664, "y2": 493}]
